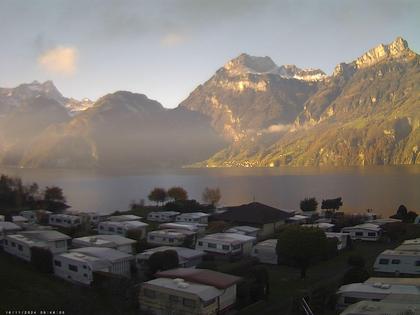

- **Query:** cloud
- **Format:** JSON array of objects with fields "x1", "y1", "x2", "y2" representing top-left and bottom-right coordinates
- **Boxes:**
[
  {"x1": 160, "y1": 33, "x2": 187, "y2": 47},
  {"x1": 38, "y1": 46, "x2": 78, "y2": 75}
]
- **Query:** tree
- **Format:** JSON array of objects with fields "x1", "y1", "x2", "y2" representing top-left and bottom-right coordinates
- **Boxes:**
[
  {"x1": 321, "y1": 197, "x2": 343, "y2": 215},
  {"x1": 347, "y1": 255, "x2": 366, "y2": 268},
  {"x1": 342, "y1": 255, "x2": 369, "y2": 285},
  {"x1": 148, "y1": 250, "x2": 179, "y2": 274},
  {"x1": 167, "y1": 187, "x2": 188, "y2": 201},
  {"x1": 276, "y1": 226, "x2": 328, "y2": 279},
  {"x1": 44, "y1": 186, "x2": 66, "y2": 203},
  {"x1": 148, "y1": 188, "x2": 167, "y2": 206},
  {"x1": 300, "y1": 197, "x2": 318, "y2": 212},
  {"x1": 390, "y1": 205, "x2": 418, "y2": 223},
  {"x1": 202, "y1": 187, "x2": 221, "y2": 206}
]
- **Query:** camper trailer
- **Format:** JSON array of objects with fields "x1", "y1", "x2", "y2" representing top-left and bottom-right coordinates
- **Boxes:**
[
  {"x1": 147, "y1": 229, "x2": 196, "y2": 247},
  {"x1": 373, "y1": 249, "x2": 420, "y2": 276},
  {"x1": 341, "y1": 223, "x2": 382, "y2": 241},
  {"x1": 336, "y1": 281, "x2": 420, "y2": 309},
  {"x1": 251, "y1": 239, "x2": 278, "y2": 264},
  {"x1": 147, "y1": 211, "x2": 180, "y2": 222},
  {"x1": 195, "y1": 233, "x2": 256, "y2": 257},
  {"x1": 175, "y1": 212, "x2": 210, "y2": 224}
]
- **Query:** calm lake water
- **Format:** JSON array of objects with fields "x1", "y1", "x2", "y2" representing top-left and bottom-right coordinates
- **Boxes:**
[{"x1": 0, "y1": 166, "x2": 419, "y2": 217}]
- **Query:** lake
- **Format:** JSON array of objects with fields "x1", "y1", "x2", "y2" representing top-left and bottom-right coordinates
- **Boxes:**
[{"x1": 0, "y1": 166, "x2": 419, "y2": 217}]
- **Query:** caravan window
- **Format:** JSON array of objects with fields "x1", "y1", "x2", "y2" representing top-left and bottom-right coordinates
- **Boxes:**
[
  {"x1": 208, "y1": 243, "x2": 217, "y2": 249},
  {"x1": 391, "y1": 259, "x2": 400, "y2": 265},
  {"x1": 198, "y1": 241, "x2": 203, "y2": 246},
  {"x1": 54, "y1": 260, "x2": 62, "y2": 267},
  {"x1": 183, "y1": 298, "x2": 196, "y2": 308},
  {"x1": 355, "y1": 232, "x2": 363, "y2": 236},
  {"x1": 68, "y1": 264, "x2": 78, "y2": 272},
  {"x1": 368, "y1": 232, "x2": 376, "y2": 237},
  {"x1": 415, "y1": 261, "x2": 420, "y2": 266},
  {"x1": 222, "y1": 245, "x2": 229, "y2": 251},
  {"x1": 379, "y1": 258, "x2": 389, "y2": 265},
  {"x1": 18, "y1": 244, "x2": 23, "y2": 251}
]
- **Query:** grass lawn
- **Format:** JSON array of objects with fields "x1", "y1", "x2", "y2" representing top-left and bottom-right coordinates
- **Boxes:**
[
  {"x1": 0, "y1": 252, "x2": 138, "y2": 315},
  {"x1": 238, "y1": 240, "x2": 400, "y2": 315}
]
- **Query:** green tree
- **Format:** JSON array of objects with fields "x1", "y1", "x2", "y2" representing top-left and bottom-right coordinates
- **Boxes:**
[
  {"x1": 44, "y1": 186, "x2": 66, "y2": 203},
  {"x1": 300, "y1": 197, "x2": 318, "y2": 212},
  {"x1": 276, "y1": 226, "x2": 328, "y2": 279},
  {"x1": 148, "y1": 250, "x2": 179, "y2": 274},
  {"x1": 167, "y1": 187, "x2": 188, "y2": 201},
  {"x1": 202, "y1": 187, "x2": 221, "y2": 206},
  {"x1": 148, "y1": 188, "x2": 167, "y2": 206},
  {"x1": 321, "y1": 197, "x2": 343, "y2": 215}
]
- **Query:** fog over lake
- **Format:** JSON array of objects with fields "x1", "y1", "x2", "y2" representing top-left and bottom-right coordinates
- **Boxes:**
[{"x1": 1, "y1": 166, "x2": 418, "y2": 217}]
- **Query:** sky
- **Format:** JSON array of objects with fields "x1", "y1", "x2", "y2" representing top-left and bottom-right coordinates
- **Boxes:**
[{"x1": 0, "y1": 0, "x2": 419, "y2": 108}]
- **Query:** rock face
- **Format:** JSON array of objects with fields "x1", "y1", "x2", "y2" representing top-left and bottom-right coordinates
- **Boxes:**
[
  {"x1": 179, "y1": 54, "x2": 321, "y2": 141},
  {"x1": 181, "y1": 37, "x2": 419, "y2": 167}
]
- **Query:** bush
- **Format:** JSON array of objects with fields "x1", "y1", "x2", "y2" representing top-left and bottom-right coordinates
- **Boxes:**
[
  {"x1": 147, "y1": 250, "x2": 179, "y2": 274},
  {"x1": 30, "y1": 247, "x2": 53, "y2": 273},
  {"x1": 342, "y1": 267, "x2": 370, "y2": 285},
  {"x1": 347, "y1": 255, "x2": 365, "y2": 268}
]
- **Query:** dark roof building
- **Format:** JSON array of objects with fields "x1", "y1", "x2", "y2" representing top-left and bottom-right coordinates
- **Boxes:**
[
  {"x1": 217, "y1": 202, "x2": 293, "y2": 225},
  {"x1": 216, "y1": 202, "x2": 293, "y2": 238}
]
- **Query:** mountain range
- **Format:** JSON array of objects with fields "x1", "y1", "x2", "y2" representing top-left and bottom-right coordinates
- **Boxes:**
[{"x1": 0, "y1": 37, "x2": 418, "y2": 168}]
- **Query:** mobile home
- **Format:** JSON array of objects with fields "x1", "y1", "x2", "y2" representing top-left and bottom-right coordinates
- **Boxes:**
[
  {"x1": 0, "y1": 221, "x2": 22, "y2": 245},
  {"x1": 136, "y1": 246, "x2": 204, "y2": 270},
  {"x1": 98, "y1": 220, "x2": 148, "y2": 239},
  {"x1": 140, "y1": 268, "x2": 241, "y2": 315},
  {"x1": 251, "y1": 239, "x2": 278, "y2": 264},
  {"x1": 147, "y1": 211, "x2": 180, "y2": 222},
  {"x1": 225, "y1": 226, "x2": 261, "y2": 237},
  {"x1": 108, "y1": 214, "x2": 142, "y2": 222},
  {"x1": 72, "y1": 234, "x2": 136, "y2": 254},
  {"x1": 49, "y1": 214, "x2": 81, "y2": 228},
  {"x1": 373, "y1": 249, "x2": 420, "y2": 276},
  {"x1": 3, "y1": 230, "x2": 70, "y2": 261},
  {"x1": 53, "y1": 247, "x2": 133, "y2": 285},
  {"x1": 195, "y1": 233, "x2": 256, "y2": 257},
  {"x1": 339, "y1": 300, "x2": 420, "y2": 315},
  {"x1": 147, "y1": 229, "x2": 196, "y2": 247},
  {"x1": 336, "y1": 281, "x2": 420, "y2": 309},
  {"x1": 341, "y1": 223, "x2": 382, "y2": 241},
  {"x1": 175, "y1": 212, "x2": 210, "y2": 224},
  {"x1": 19, "y1": 211, "x2": 38, "y2": 223}
]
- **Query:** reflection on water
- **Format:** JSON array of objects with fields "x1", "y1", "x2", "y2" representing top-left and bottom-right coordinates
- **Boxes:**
[{"x1": 0, "y1": 166, "x2": 419, "y2": 217}]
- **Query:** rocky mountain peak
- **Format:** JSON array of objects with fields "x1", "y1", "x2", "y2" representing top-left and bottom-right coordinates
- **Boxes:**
[
  {"x1": 224, "y1": 53, "x2": 278, "y2": 76},
  {"x1": 355, "y1": 36, "x2": 415, "y2": 68}
]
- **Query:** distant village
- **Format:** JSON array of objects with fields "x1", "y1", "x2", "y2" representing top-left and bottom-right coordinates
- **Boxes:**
[{"x1": 1, "y1": 176, "x2": 420, "y2": 315}]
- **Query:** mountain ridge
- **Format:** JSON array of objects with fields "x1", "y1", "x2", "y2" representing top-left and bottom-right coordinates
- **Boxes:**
[{"x1": 0, "y1": 36, "x2": 418, "y2": 168}]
